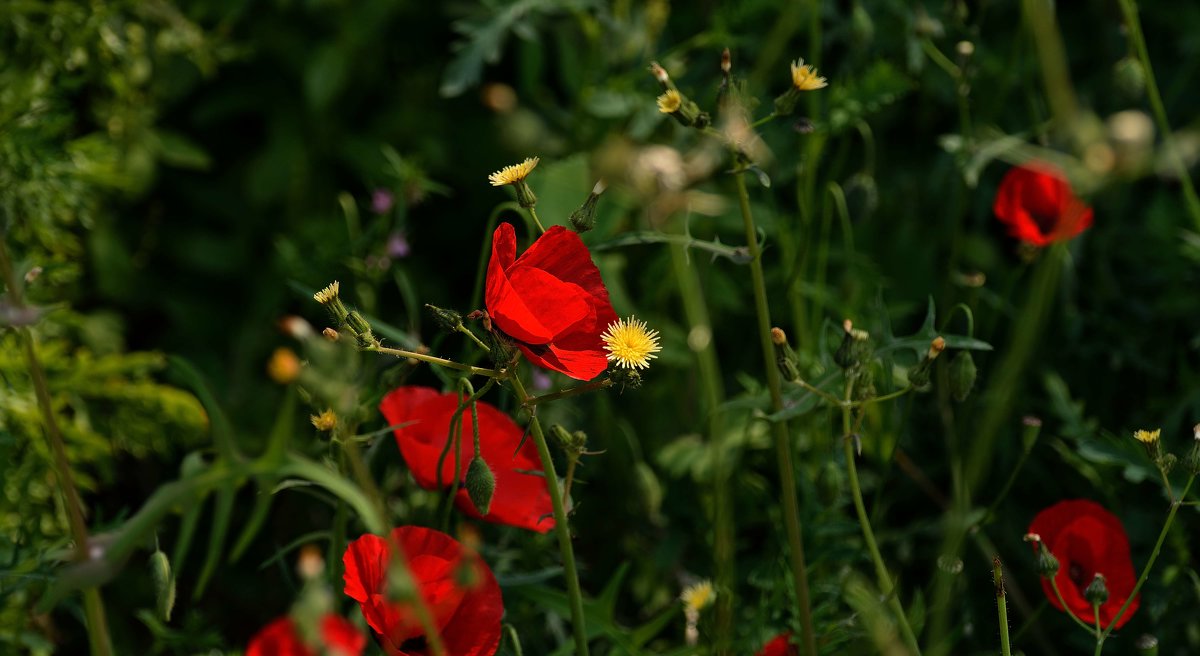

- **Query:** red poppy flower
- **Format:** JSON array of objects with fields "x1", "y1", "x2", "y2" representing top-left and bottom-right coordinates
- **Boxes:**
[
  {"x1": 993, "y1": 163, "x2": 1093, "y2": 246},
  {"x1": 343, "y1": 526, "x2": 503, "y2": 656},
  {"x1": 485, "y1": 222, "x2": 618, "y2": 381},
  {"x1": 246, "y1": 613, "x2": 365, "y2": 656},
  {"x1": 757, "y1": 632, "x2": 797, "y2": 656},
  {"x1": 380, "y1": 385, "x2": 553, "y2": 533},
  {"x1": 1028, "y1": 499, "x2": 1139, "y2": 629}
]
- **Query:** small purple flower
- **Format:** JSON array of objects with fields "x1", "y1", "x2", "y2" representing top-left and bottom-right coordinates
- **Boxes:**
[
  {"x1": 531, "y1": 369, "x2": 553, "y2": 391},
  {"x1": 371, "y1": 188, "x2": 395, "y2": 215},
  {"x1": 386, "y1": 231, "x2": 411, "y2": 259}
]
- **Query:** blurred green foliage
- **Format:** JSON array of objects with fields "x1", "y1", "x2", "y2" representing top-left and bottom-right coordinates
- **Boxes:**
[{"x1": 4, "y1": 0, "x2": 1200, "y2": 654}]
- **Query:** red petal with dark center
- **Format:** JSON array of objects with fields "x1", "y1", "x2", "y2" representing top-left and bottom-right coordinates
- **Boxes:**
[{"x1": 1029, "y1": 499, "x2": 1139, "y2": 629}]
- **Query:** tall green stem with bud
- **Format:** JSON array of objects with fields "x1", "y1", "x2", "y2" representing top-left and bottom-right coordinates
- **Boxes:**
[
  {"x1": 733, "y1": 172, "x2": 817, "y2": 656},
  {"x1": 509, "y1": 374, "x2": 590, "y2": 656}
]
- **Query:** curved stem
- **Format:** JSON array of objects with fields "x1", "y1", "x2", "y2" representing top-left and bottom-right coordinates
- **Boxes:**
[
  {"x1": 841, "y1": 390, "x2": 922, "y2": 654},
  {"x1": 366, "y1": 344, "x2": 500, "y2": 377},
  {"x1": 733, "y1": 172, "x2": 818, "y2": 656},
  {"x1": 1, "y1": 234, "x2": 113, "y2": 656},
  {"x1": 509, "y1": 374, "x2": 590, "y2": 656},
  {"x1": 1097, "y1": 475, "x2": 1195, "y2": 651},
  {"x1": 1047, "y1": 575, "x2": 1096, "y2": 636}
]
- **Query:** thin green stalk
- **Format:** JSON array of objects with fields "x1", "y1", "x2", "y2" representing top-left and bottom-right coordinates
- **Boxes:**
[
  {"x1": 668, "y1": 225, "x2": 733, "y2": 652},
  {"x1": 527, "y1": 206, "x2": 547, "y2": 234},
  {"x1": 733, "y1": 173, "x2": 817, "y2": 656},
  {"x1": 509, "y1": 374, "x2": 590, "y2": 656},
  {"x1": 1116, "y1": 0, "x2": 1200, "y2": 231},
  {"x1": 1, "y1": 234, "x2": 113, "y2": 656},
  {"x1": 366, "y1": 344, "x2": 500, "y2": 377},
  {"x1": 994, "y1": 557, "x2": 1012, "y2": 656},
  {"x1": 1092, "y1": 603, "x2": 1101, "y2": 640},
  {"x1": 1095, "y1": 475, "x2": 1196, "y2": 655},
  {"x1": 841, "y1": 387, "x2": 922, "y2": 655},
  {"x1": 523, "y1": 378, "x2": 613, "y2": 406},
  {"x1": 1047, "y1": 576, "x2": 1097, "y2": 636}
]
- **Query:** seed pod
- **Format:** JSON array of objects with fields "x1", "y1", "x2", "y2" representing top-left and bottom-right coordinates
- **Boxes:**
[{"x1": 1084, "y1": 573, "x2": 1109, "y2": 605}]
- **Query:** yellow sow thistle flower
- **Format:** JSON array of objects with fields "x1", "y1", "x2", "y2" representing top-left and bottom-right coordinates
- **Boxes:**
[
  {"x1": 311, "y1": 409, "x2": 338, "y2": 432},
  {"x1": 656, "y1": 89, "x2": 682, "y2": 114},
  {"x1": 1133, "y1": 428, "x2": 1160, "y2": 444},
  {"x1": 680, "y1": 580, "x2": 716, "y2": 613},
  {"x1": 602, "y1": 316, "x2": 662, "y2": 370},
  {"x1": 489, "y1": 157, "x2": 539, "y2": 208},
  {"x1": 488, "y1": 157, "x2": 539, "y2": 186},
  {"x1": 790, "y1": 58, "x2": 828, "y2": 91}
]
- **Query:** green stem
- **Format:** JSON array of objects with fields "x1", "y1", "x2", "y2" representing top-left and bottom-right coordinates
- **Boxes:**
[
  {"x1": 994, "y1": 557, "x2": 1012, "y2": 656},
  {"x1": 733, "y1": 172, "x2": 817, "y2": 656},
  {"x1": 789, "y1": 379, "x2": 844, "y2": 407},
  {"x1": 510, "y1": 374, "x2": 590, "y2": 656},
  {"x1": 457, "y1": 325, "x2": 492, "y2": 353},
  {"x1": 523, "y1": 378, "x2": 613, "y2": 406},
  {"x1": 1097, "y1": 475, "x2": 1196, "y2": 651},
  {"x1": 667, "y1": 223, "x2": 733, "y2": 653},
  {"x1": 1116, "y1": 0, "x2": 1200, "y2": 231},
  {"x1": 841, "y1": 388, "x2": 922, "y2": 655},
  {"x1": 527, "y1": 206, "x2": 547, "y2": 234},
  {"x1": 366, "y1": 344, "x2": 500, "y2": 377},
  {"x1": 1047, "y1": 575, "x2": 1096, "y2": 636},
  {"x1": 859, "y1": 386, "x2": 913, "y2": 407},
  {"x1": 1092, "y1": 602, "x2": 1101, "y2": 640},
  {"x1": 0, "y1": 234, "x2": 113, "y2": 656}
]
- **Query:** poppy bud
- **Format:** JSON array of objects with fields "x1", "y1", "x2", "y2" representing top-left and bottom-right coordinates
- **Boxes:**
[
  {"x1": 569, "y1": 180, "x2": 605, "y2": 233},
  {"x1": 425, "y1": 304, "x2": 464, "y2": 333},
  {"x1": 465, "y1": 456, "x2": 496, "y2": 516},
  {"x1": 771, "y1": 327, "x2": 801, "y2": 383},
  {"x1": 149, "y1": 547, "x2": 175, "y2": 622},
  {"x1": 949, "y1": 351, "x2": 977, "y2": 402},
  {"x1": 1084, "y1": 573, "x2": 1109, "y2": 605},
  {"x1": 1135, "y1": 634, "x2": 1159, "y2": 656}
]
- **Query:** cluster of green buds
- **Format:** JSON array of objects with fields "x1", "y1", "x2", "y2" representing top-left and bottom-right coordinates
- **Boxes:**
[
  {"x1": 835, "y1": 319, "x2": 875, "y2": 401},
  {"x1": 313, "y1": 281, "x2": 377, "y2": 347},
  {"x1": 1135, "y1": 423, "x2": 1200, "y2": 481},
  {"x1": 650, "y1": 61, "x2": 710, "y2": 129},
  {"x1": 551, "y1": 424, "x2": 588, "y2": 458}
]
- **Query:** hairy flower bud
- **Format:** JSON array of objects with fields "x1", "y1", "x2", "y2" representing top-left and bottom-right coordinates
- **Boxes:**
[
  {"x1": 1084, "y1": 573, "x2": 1109, "y2": 605},
  {"x1": 465, "y1": 456, "x2": 496, "y2": 516},
  {"x1": 426, "y1": 304, "x2": 464, "y2": 333},
  {"x1": 772, "y1": 327, "x2": 801, "y2": 383},
  {"x1": 569, "y1": 180, "x2": 605, "y2": 233}
]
